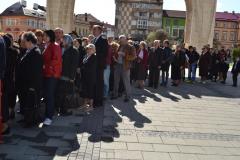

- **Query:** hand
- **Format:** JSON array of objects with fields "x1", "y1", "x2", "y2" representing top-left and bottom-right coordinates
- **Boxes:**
[
  {"x1": 29, "y1": 88, "x2": 35, "y2": 91},
  {"x1": 76, "y1": 68, "x2": 81, "y2": 74},
  {"x1": 158, "y1": 66, "x2": 161, "y2": 69}
]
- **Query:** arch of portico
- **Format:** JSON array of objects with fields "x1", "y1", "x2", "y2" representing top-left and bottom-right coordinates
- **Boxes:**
[{"x1": 46, "y1": 0, "x2": 217, "y2": 49}]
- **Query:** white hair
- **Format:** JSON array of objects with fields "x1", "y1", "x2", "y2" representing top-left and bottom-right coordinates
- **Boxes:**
[{"x1": 119, "y1": 35, "x2": 127, "y2": 40}]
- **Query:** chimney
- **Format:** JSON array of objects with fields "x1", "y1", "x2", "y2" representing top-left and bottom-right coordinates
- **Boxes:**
[
  {"x1": 85, "y1": 13, "x2": 88, "y2": 22},
  {"x1": 21, "y1": 0, "x2": 27, "y2": 7},
  {"x1": 33, "y1": 3, "x2": 39, "y2": 10},
  {"x1": 232, "y1": 11, "x2": 235, "y2": 15}
]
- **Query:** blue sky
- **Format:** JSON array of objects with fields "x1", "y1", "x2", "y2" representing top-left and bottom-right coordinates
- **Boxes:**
[{"x1": 0, "y1": 0, "x2": 239, "y2": 25}]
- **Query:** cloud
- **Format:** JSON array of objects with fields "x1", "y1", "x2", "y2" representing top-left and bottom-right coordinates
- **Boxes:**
[
  {"x1": 217, "y1": 0, "x2": 224, "y2": 11},
  {"x1": 163, "y1": 0, "x2": 186, "y2": 11}
]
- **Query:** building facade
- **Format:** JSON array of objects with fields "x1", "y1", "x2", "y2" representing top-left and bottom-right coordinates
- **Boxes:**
[
  {"x1": 0, "y1": 2, "x2": 46, "y2": 40},
  {"x1": 162, "y1": 10, "x2": 240, "y2": 49},
  {"x1": 115, "y1": 0, "x2": 163, "y2": 40},
  {"x1": 74, "y1": 13, "x2": 101, "y2": 37},
  {"x1": 162, "y1": 10, "x2": 185, "y2": 40}
]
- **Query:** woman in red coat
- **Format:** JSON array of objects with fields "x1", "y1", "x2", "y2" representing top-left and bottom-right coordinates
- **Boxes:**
[
  {"x1": 42, "y1": 30, "x2": 62, "y2": 126},
  {"x1": 136, "y1": 41, "x2": 148, "y2": 89}
]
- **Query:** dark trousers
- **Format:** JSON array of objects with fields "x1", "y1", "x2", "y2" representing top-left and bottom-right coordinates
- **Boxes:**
[
  {"x1": 2, "y1": 81, "x2": 16, "y2": 122},
  {"x1": 161, "y1": 68, "x2": 169, "y2": 86},
  {"x1": 44, "y1": 77, "x2": 57, "y2": 120},
  {"x1": 94, "y1": 68, "x2": 104, "y2": 106},
  {"x1": 232, "y1": 72, "x2": 238, "y2": 86},
  {"x1": 149, "y1": 67, "x2": 160, "y2": 88}
]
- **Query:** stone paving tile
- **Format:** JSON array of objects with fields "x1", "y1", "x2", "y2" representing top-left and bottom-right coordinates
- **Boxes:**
[
  {"x1": 101, "y1": 142, "x2": 127, "y2": 150},
  {"x1": 137, "y1": 136, "x2": 163, "y2": 144},
  {"x1": 142, "y1": 152, "x2": 171, "y2": 160},
  {"x1": 114, "y1": 150, "x2": 143, "y2": 159},
  {"x1": 169, "y1": 153, "x2": 199, "y2": 160},
  {"x1": 178, "y1": 145, "x2": 206, "y2": 154},
  {"x1": 127, "y1": 143, "x2": 154, "y2": 151},
  {"x1": 153, "y1": 144, "x2": 180, "y2": 152}
]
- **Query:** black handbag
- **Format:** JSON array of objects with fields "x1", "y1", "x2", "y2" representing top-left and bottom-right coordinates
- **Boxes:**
[{"x1": 63, "y1": 83, "x2": 82, "y2": 109}]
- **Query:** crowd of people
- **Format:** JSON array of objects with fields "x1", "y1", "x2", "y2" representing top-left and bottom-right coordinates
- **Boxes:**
[{"x1": 0, "y1": 25, "x2": 240, "y2": 136}]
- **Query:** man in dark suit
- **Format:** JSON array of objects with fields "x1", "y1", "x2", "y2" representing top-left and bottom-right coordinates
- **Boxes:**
[
  {"x1": 0, "y1": 35, "x2": 6, "y2": 136},
  {"x1": 92, "y1": 25, "x2": 108, "y2": 107}
]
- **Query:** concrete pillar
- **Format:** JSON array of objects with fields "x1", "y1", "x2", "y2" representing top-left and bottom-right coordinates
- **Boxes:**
[
  {"x1": 46, "y1": 0, "x2": 75, "y2": 33},
  {"x1": 184, "y1": 0, "x2": 217, "y2": 51}
]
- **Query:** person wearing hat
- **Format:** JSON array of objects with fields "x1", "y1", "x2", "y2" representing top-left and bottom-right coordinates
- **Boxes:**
[{"x1": 81, "y1": 44, "x2": 97, "y2": 112}]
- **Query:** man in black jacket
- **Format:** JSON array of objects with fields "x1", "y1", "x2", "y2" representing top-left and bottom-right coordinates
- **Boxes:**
[
  {"x1": 0, "y1": 35, "x2": 6, "y2": 135},
  {"x1": 92, "y1": 25, "x2": 108, "y2": 107},
  {"x1": 186, "y1": 46, "x2": 200, "y2": 82},
  {"x1": 161, "y1": 40, "x2": 172, "y2": 86},
  {"x1": 148, "y1": 40, "x2": 163, "y2": 89}
]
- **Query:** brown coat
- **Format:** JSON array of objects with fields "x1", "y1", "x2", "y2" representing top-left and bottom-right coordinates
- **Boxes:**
[{"x1": 115, "y1": 44, "x2": 136, "y2": 70}]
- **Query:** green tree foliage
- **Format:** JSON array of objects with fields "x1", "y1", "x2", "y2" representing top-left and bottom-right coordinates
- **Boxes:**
[
  {"x1": 232, "y1": 47, "x2": 240, "y2": 61},
  {"x1": 147, "y1": 30, "x2": 168, "y2": 44}
]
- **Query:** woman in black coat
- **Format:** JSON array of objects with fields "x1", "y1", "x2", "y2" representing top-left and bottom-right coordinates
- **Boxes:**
[
  {"x1": 171, "y1": 45, "x2": 186, "y2": 86},
  {"x1": 18, "y1": 32, "x2": 43, "y2": 127},
  {"x1": 199, "y1": 46, "x2": 211, "y2": 83},
  {"x1": 210, "y1": 49, "x2": 220, "y2": 82},
  {"x1": 2, "y1": 35, "x2": 18, "y2": 125},
  {"x1": 56, "y1": 34, "x2": 79, "y2": 116},
  {"x1": 81, "y1": 44, "x2": 97, "y2": 112}
]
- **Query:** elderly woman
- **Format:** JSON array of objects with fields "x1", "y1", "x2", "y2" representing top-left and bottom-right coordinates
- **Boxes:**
[
  {"x1": 56, "y1": 34, "x2": 79, "y2": 116},
  {"x1": 18, "y1": 32, "x2": 43, "y2": 127},
  {"x1": 136, "y1": 41, "x2": 149, "y2": 89},
  {"x1": 42, "y1": 30, "x2": 62, "y2": 126},
  {"x1": 35, "y1": 29, "x2": 45, "y2": 53},
  {"x1": 171, "y1": 45, "x2": 186, "y2": 86},
  {"x1": 81, "y1": 44, "x2": 97, "y2": 112},
  {"x1": 199, "y1": 45, "x2": 211, "y2": 84}
]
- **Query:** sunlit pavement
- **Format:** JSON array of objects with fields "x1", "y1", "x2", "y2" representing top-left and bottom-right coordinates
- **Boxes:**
[{"x1": 1, "y1": 72, "x2": 240, "y2": 160}]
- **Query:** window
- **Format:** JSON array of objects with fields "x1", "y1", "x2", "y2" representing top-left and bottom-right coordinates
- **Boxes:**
[
  {"x1": 222, "y1": 31, "x2": 227, "y2": 41},
  {"x1": 166, "y1": 18, "x2": 171, "y2": 26},
  {"x1": 230, "y1": 32, "x2": 237, "y2": 41},
  {"x1": 223, "y1": 23, "x2": 228, "y2": 28},
  {"x1": 173, "y1": 19, "x2": 178, "y2": 26},
  {"x1": 149, "y1": 13, "x2": 154, "y2": 18},
  {"x1": 172, "y1": 28, "x2": 179, "y2": 37},
  {"x1": 179, "y1": 29, "x2": 184, "y2": 38},
  {"x1": 137, "y1": 19, "x2": 148, "y2": 29},
  {"x1": 6, "y1": 19, "x2": 17, "y2": 26},
  {"x1": 232, "y1": 23, "x2": 237, "y2": 29},
  {"x1": 214, "y1": 31, "x2": 219, "y2": 40},
  {"x1": 215, "y1": 22, "x2": 221, "y2": 27},
  {"x1": 165, "y1": 27, "x2": 171, "y2": 35},
  {"x1": 139, "y1": 12, "x2": 147, "y2": 17}
]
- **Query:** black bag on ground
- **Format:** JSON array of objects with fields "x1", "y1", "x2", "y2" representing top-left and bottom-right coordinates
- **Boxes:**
[{"x1": 23, "y1": 90, "x2": 42, "y2": 126}]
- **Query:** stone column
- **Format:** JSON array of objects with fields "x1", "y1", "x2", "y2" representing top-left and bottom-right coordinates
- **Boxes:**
[
  {"x1": 46, "y1": 0, "x2": 75, "y2": 33},
  {"x1": 184, "y1": 0, "x2": 217, "y2": 51}
]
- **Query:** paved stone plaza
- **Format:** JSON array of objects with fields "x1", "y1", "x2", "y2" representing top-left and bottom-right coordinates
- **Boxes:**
[{"x1": 1, "y1": 74, "x2": 240, "y2": 160}]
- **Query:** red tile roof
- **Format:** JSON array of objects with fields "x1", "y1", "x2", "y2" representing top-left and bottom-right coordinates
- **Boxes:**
[{"x1": 215, "y1": 12, "x2": 239, "y2": 21}]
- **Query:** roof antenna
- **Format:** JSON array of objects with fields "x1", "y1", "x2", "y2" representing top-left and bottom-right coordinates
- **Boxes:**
[{"x1": 21, "y1": 0, "x2": 27, "y2": 8}]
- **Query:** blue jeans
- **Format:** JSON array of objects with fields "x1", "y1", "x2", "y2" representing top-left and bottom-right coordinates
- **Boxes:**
[
  {"x1": 188, "y1": 64, "x2": 197, "y2": 81},
  {"x1": 103, "y1": 65, "x2": 110, "y2": 98},
  {"x1": 44, "y1": 77, "x2": 58, "y2": 120}
]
